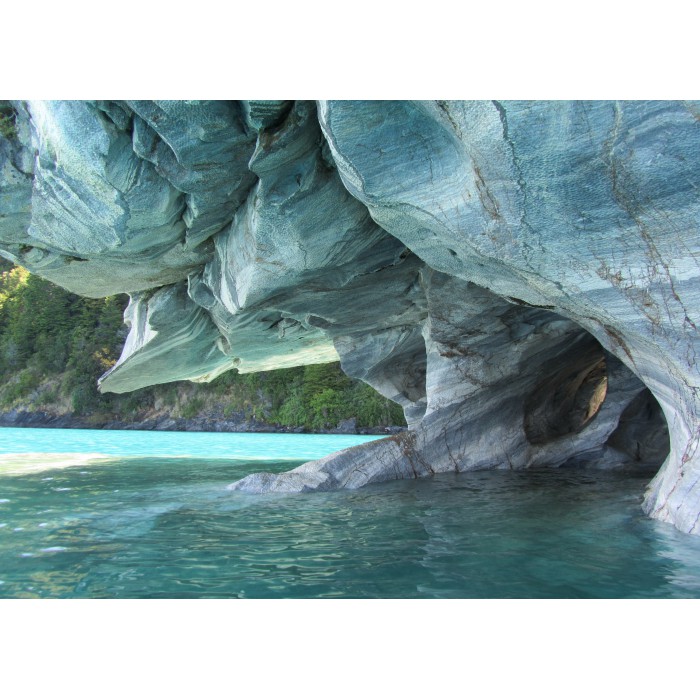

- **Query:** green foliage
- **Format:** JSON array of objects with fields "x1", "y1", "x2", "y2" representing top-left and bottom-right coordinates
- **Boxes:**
[
  {"x1": 180, "y1": 397, "x2": 205, "y2": 419},
  {"x1": 0, "y1": 259, "x2": 407, "y2": 429},
  {"x1": 0, "y1": 367, "x2": 41, "y2": 405},
  {"x1": 111, "y1": 387, "x2": 155, "y2": 420},
  {"x1": 38, "y1": 388, "x2": 58, "y2": 404},
  {"x1": 0, "y1": 103, "x2": 17, "y2": 139},
  {"x1": 0, "y1": 114, "x2": 16, "y2": 139},
  {"x1": 268, "y1": 362, "x2": 403, "y2": 429},
  {"x1": 348, "y1": 382, "x2": 406, "y2": 427},
  {"x1": 0, "y1": 262, "x2": 129, "y2": 412},
  {"x1": 274, "y1": 385, "x2": 306, "y2": 425},
  {"x1": 307, "y1": 388, "x2": 345, "y2": 430}
]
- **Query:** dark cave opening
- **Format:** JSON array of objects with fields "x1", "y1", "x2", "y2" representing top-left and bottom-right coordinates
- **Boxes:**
[
  {"x1": 521, "y1": 330, "x2": 670, "y2": 471},
  {"x1": 524, "y1": 336, "x2": 609, "y2": 446},
  {"x1": 605, "y1": 388, "x2": 670, "y2": 467}
]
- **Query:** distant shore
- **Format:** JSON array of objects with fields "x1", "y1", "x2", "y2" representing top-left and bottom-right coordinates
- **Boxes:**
[{"x1": 0, "y1": 409, "x2": 406, "y2": 436}]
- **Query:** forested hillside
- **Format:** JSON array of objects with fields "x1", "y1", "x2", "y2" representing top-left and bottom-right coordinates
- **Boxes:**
[{"x1": 0, "y1": 260, "x2": 405, "y2": 432}]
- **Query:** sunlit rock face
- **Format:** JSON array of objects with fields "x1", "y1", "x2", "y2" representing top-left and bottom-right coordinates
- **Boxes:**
[{"x1": 1, "y1": 100, "x2": 697, "y2": 533}]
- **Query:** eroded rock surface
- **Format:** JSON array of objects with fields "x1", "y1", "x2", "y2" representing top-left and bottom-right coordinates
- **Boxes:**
[{"x1": 1, "y1": 100, "x2": 697, "y2": 533}]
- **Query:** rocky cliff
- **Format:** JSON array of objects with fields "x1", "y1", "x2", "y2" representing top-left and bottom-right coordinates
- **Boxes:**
[{"x1": 1, "y1": 100, "x2": 698, "y2": 533}]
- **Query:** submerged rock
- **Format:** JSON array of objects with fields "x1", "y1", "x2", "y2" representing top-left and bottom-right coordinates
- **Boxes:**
[{"x1": 1, "y1": 100, "x2": 698, "y2": 533}]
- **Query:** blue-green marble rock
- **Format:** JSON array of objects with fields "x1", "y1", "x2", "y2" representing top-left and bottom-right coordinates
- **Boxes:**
[{"x1": 2, "y1": 100, "x2": 698, "y2": 534}]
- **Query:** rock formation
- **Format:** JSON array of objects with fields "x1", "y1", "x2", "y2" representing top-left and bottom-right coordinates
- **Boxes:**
[{"x1": 1, "y1": 100, "x2": 698, "y2": 533}]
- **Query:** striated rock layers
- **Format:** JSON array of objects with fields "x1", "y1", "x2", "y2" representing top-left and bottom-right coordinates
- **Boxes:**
[{"x1": 1, "y1": 100, "x2": 698, "y2": 532}]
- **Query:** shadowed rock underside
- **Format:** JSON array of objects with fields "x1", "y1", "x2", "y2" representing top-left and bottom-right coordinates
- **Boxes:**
[{"x1": 1, "y1": 99, "x2": 697, "y2": 533}]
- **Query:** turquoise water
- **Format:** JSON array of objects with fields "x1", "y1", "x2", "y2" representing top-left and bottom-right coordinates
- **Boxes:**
[
  {"x1": 2, "y1": 427, "x2": 700, "y2": 598},
  {"x1": 0, "y1": 426, "x2": 381, "y2": 462}
]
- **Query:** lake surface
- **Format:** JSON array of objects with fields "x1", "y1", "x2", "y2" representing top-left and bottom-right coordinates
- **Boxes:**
[{"x1": 1, "y1": 426, "x2": 700, "y2": 598}]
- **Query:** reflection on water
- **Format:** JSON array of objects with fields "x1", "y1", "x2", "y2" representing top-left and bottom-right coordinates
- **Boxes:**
[{"x1": 1, "y1": 452, "x2": 700, "y2": 598}]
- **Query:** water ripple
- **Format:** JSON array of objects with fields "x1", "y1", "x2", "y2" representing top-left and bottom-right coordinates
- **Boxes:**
[{"x1": 1, "y1": 445, "x2": 699, "y2": 597}]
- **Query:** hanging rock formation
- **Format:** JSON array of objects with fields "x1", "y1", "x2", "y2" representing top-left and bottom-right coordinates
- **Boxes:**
[{"x1": 1, "y1": 99, "x2": 697, "y2": 533}]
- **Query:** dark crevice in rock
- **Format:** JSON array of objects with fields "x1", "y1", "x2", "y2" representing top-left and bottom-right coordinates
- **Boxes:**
[
  {"x1": 505, "y1": 296, "x2": 555, "y2": 310},
  {"x1": 606, "y1": 388, "x2": 670, "y2": 467},
  {"x1": 524, "y1": 338, "x2": 608, "y2": 445}
]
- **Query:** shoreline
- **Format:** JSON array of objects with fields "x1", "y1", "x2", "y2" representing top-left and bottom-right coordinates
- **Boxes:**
[{"x1": 0, "y1": 409, "x2": 405, "y2": 437}]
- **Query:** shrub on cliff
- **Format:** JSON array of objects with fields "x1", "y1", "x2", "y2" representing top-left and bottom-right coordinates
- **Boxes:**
[{"x1": 0, "y1": 260, "x2": 406, "y2": 429}]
